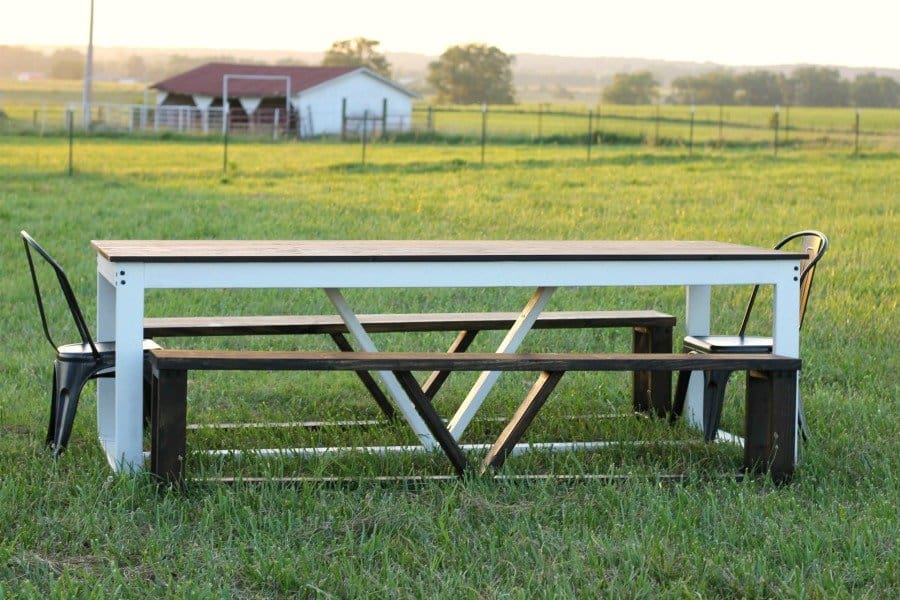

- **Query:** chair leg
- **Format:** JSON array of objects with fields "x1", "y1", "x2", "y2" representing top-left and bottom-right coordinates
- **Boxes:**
[
  {"x1": 51, "y1": 359, "x2": 104, "y2": 456},
  {"x1": 46, "y1": 367, "x2": 59, "y2": 448},
  {"x1": 798, "y1": 396, "x2": 810, "y2": 442},
  {"x1": 703, "y1": 370, "x2": 733, "y2": 441},
  {"x1": 669, "y1": 369, "x2": 692, "y2": 424}
]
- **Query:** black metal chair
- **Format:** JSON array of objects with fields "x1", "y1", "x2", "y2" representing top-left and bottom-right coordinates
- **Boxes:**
[
  {"x1": 21, "y1": 231, "x2": 158, "y2": 457},
  {"x1": 670, "y1": 230, "x2": 829, "y2": 442}
]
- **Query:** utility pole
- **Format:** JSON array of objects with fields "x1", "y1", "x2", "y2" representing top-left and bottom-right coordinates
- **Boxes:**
[{"x1": 82, "y1": 0, "x2": 95, "y2": 131}]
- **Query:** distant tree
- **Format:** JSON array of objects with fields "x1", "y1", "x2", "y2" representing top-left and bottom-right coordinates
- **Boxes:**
[
  {"x1": 49, "y1": 48, "x2": 84, "y2": 80},
  {"x1": 789, "y1": 67, "x2": 850, "y2": 106},
  {"x1": 427, "y1": 44, "x2": 515, "y2": 104},
  {"x1": 124, "y1": 55, "x2": 146, "y2": 80},
  {"x1": 602, "y1": 71, "x2": 659, "y2": 104},
  {"x1": 0, "y1": 45, "x2": 48, "y2": 77},
  {"x1": 735, "y1": 70, "x2": 783, "y2": 105},
  {"x1": 322, "y1": 38, "x2": 391, "y2": 78},
  {"x1": 851, "y1": 72, "x2": 900, "y2": 107},
  {"x1": 672, "y1": 71, "x2": 738, "y2": 105}
]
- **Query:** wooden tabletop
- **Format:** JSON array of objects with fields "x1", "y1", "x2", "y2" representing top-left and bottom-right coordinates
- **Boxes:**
[{"x1": 91, "y1": 240, "x2": 807, "y2": 263}]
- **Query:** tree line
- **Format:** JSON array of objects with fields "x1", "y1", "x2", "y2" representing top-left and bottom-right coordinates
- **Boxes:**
[
  {"x1": 603, "y1": 68, "x2": 899, "y2": 108},
  {"x1": 5, "y1": 42, "x2": 897, "y2": 108}
]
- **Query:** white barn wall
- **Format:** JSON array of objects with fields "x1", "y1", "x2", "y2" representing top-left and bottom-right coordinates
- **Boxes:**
[{"x1": 292, "y1": 71, "x2": 414, "y2": 137}]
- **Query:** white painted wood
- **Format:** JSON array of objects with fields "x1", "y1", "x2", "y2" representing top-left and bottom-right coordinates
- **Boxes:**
[
  {"x1": 111, "y1": 263, "x2": 145, "y2": 473},
  {"x1": 324, "y1": 288, "x2": 436, "y2": 449},
  {"x1": 772, "y1": 263, "x2": 802, "y2": 462},
  {"x1": 200, "y1": 439, "x2": 701, "y2": 458},
  {"x1": 684, "y1": 285, "x2": 712, "y2": 428},
  {"x1": 141, "y1": 260, "x2": 787, "y2": 290},
  {"x1": 96, "y1": 265, "x2": 117, "y2": 466},
  {"x1": 448, "y1": 287, "x2": 556, "y2": 440}
]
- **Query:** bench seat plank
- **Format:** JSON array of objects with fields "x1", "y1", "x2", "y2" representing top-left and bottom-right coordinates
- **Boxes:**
[
  {"x1": 149, "y1": 349, "x2": 800, "y2": 372},
  {"x1": 143, "y1": 310, "x2": 676, "y2": 337}
]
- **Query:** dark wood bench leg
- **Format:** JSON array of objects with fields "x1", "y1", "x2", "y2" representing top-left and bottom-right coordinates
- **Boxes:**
[
  {"x1": 422, "y1": 329, "x2": 479, "y2": 401},
  {"x1": 481, "y1": 371, "x2": 565, "y2": 474},
  {"x1": 151, "y1": 368, "x2": 187, "y2": 486},
  {"x1": 744, "y1": 369, "x2": 797, "y2": 483},
  {"x1": 394, "y1": 370, "x2": 469, "y2": 478},
  {"x1": 632, "y1": 325, "x2": 673, "y2": 417},
  {"x1": 329, "y1": 333, "x2": 396, "y2": 421}
]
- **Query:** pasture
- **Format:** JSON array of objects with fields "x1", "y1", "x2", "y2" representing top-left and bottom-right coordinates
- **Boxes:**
[{"x1": 0, "y1": 135, "x2": 897, "y2": 597}]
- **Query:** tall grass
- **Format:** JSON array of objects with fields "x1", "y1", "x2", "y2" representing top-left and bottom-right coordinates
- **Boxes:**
[{"x1": 0, "y1": 137, "x2": 897, "y2": 596}]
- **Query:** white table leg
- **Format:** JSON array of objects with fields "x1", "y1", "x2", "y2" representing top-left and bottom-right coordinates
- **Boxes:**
[
  {"x1": 96, "y1": 265, "x2": 117, "y2": 467},
  {"x1": 324, "y1": 288, "x2": 437, "y2": 449},
  {"x1": 448, "y1": 286, "x2": 556, "y2": 440},
  {"x1": 772, "y1": 270, "x2": 801, "y2": 463},
  {"x1": 112, "y1": 264, "x2": 146, "y2": 473},
  {"x1": 684, "y1": 284, "x2": 711, "y2": 430}
]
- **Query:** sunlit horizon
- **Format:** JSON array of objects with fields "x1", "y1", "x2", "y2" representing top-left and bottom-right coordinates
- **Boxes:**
[{"x1": 3, "y1": 0, "x2": 899, "y2": 69}]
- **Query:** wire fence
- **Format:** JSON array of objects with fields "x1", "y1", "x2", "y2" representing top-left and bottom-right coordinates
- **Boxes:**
[{"x1": 2, "y1": 100, "x2": 898, "y2": 157}]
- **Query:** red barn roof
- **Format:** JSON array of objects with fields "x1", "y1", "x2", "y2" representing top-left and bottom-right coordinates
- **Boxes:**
[{"x1": 152, "y1": 63, "x2": 363, "y2": 97}]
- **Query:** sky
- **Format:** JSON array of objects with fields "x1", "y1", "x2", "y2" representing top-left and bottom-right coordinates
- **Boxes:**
[{"x1": 2, "y1": 0, "x2": 899, "y2": 68}]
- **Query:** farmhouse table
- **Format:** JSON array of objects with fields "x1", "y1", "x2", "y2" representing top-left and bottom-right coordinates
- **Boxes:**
[{"x1": 91, "y1": 240, "x2": 806, "y2": 474}]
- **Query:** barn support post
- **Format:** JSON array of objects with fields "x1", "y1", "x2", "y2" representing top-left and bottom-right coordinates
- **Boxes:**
[
  {"x1": 341, "y1": 98, "x2": 347, "y2": 141},
  {"x1": 273, "y1": 108, "x2": 280, "y2": 140},
  {"x1": 382, "y1": 98, "x2": 388, "y2": 137}
]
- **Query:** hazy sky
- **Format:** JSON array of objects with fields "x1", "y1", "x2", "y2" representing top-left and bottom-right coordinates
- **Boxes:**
[{"x1": 3, "y1": 0, "x2": 899, "y2": 68}]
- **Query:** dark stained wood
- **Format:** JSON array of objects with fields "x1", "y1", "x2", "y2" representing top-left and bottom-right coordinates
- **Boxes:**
[
  {"x1": 481, "y1": 371, "x2": 565, "y2": 473},
  {"x1": 92, "y1": 239, "x2": 807, "y2": 263},
  {"x1": 143, "y1": 310, "x2": 676, "y2": 337},
  {"x1": 744, "y1": 369, "x2": 797, "y2": 483},
  {"x1": 329, "y1": 332, "x2": 396, "y2": 420},
  {"x1": 393, "y1": 371, "x2": 469, "y2": 477},
  {"x1": 148, "y1": 349, "x2": 801, "y2": 373},
  {"x1": 151, "y1": 368, "x2": 187, "y2": 486}
]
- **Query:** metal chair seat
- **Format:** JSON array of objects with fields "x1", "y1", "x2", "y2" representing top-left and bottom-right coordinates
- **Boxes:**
[{"x1": 683, "y1": 335, "x2": 773, "y2": 353}]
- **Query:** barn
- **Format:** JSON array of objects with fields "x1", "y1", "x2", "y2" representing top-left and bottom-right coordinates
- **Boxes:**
[{"x1": 151, "y1": 62, "x2": 417, "y2": 137}]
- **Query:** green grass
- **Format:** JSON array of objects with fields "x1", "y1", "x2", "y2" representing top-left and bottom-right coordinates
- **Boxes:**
[{"x1": 0, "y1": 136, "x2": 898, "y2": 597}]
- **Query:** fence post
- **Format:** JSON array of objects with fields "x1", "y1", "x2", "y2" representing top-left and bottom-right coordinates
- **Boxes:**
[
  {"x1": 382, "y1": 98, "x2": 388, "y2": 137},
  {"x1": 222, "y1": 117, "x2": 229, "y2": 175},
  {"x1": 362, "y1": 109, "x2": 369, "y2": 165},
  {"x1": 66, "y1": 110, "x2": 74, "y2": 176},
  {"x1": 587, "y1": 109, "x2": 594, "y2": 161},
  {"x1": 688, "y1": 105, "x2": 695, "y2": 156},
  {"x1": 854, "y1": 107, "x2": 860, "y2": 156},
  {"x1": 481, "y1": 103, "x2": 487, "y2": 165},
  {"x1": 718, "y1": 105, "x2": 724, "y2": 147},
  {"x1": 654, "y1": 102, "x2": 660, "y2": 146},
  {"x1": 773, "y1": 105, "x2": 780, "y2": 157},
  {"x1": 784, "y1": 104, "x2": 790, "y2": 143},
  {"x1": 537, "y1": 103, "x2": 543, "y2": 142}
]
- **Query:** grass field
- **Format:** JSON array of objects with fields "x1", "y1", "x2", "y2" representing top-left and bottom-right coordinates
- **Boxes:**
[{"x1": 0, "y1": 135, "x2": 898, "y2": 597}]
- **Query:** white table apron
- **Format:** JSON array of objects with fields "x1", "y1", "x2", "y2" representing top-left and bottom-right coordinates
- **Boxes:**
[{"x1": 95, "y1": 252, "x2": 801, "y2": 474}]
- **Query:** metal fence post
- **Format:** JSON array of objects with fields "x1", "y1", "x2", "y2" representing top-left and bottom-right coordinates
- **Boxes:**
[
  {"x1": 362, "y1": 109, "x2": 369, "y2": 165},
  {"x1": 66, "y1": 110, "x2": 74, "y2": 176},
  {"x1": 481, "y1": 103, "x2": 487, "y2": 165},
  {"x1": 688, "y1": 105, "x2": 695, "y2": 156},
  {"x1": 773, "y1": 105, "x2": 780, "y2": 157},
  {"x1": 587, "y1": 109, "x2": 594, "y2": 161}
]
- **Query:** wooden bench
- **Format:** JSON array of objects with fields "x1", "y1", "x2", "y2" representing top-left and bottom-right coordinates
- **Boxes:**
[
  {"x1": 147, "y1": 349, "x2": 800, "y2": 485},
  {"x1": 144, "y1": 310, "x2": 676, "y2": 418}
]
